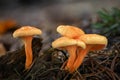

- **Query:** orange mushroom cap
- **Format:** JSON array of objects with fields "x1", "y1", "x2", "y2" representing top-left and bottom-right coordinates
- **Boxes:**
[
  {"x1": 52, "y1": 37, "x2": 86, "y2": 49},
  {"x1": 13, "y1": 26, "x2": 42, "y2": 38},
  {"x1": 57, "y1": 25, "x2": 85, "y2": 38},
  {"x1": 79, "y1": 34, "x2": 108, "y2": 50}
]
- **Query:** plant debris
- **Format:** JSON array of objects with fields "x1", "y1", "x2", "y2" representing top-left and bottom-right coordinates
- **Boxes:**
[
  {"x1": 0, "y1": 35, "x2": 119, "y2": 80},
  {"x1": 0, "y1": 36, "x2": 42, "y2": 79}
]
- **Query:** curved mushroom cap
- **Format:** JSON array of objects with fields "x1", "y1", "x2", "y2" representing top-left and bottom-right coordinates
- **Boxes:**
[
  {"x1": 13, "y1": 26, "x2": 42, "y2": 38},
  {"x1": 79, "y1": 34, "x2": 108, "y2": 50},
  {"x1": 52, "y1": 37, "x2": 86, "y2": 49},
  {"x1": 57, "y1": 25, "x2": 85, "y2": 38}
]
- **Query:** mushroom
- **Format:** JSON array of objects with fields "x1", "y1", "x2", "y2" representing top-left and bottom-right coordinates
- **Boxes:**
[
  {"x1": 0, "y1": 20, "x2": 16, "y2": 34},
  {"x1": 52, "y1": 25, "x2": 86, "y2": 73},
  {"x1": 52, "y1": 25, "x2": 108, "y2": 73},
  {"x1": 57, "y1": 25, "x2": 85, "y2": 38},
  {"x1": 52, "y1": 37, "x2": 86, "y2": 73},
  {"x1": 13, "y1": 26, "x2": 42, "y2": 69},
  {"x1": 71, "y1": 34, "x2": 108, "y2": 73}
]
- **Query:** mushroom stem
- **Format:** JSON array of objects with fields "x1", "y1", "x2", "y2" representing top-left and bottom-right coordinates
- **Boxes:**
[
  {"x1": 65, "y1": 45, "x2": 77, "y2": 72},
  {"x1": 71, "y1": 45, "x2": 91, "y2": 73},
  {"x1": 23, "y1": 36, "x2": 33, "y2": 69}
]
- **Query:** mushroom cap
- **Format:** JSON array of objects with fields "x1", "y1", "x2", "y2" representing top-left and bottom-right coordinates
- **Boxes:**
[
  {"x1": 79, "y1": 34, "x2": 108, "y2": 50},
  {"x1": 57, "y1": 25, "x2": 85, "y2": 38},
  {"x1": 13, "y1": 26, "x2": 42, "y2": 38},
  {"x1": 52, "y1": 37, "x2": 86, "y2": 49}
]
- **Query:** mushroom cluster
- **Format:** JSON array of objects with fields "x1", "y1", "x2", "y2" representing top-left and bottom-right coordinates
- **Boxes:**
[
  {"x1": 52, "y1": 25, "x2": 108, "y2": 73},
  {"x1": 13, "y1": 26, "x2": 42, "y2": 69}
]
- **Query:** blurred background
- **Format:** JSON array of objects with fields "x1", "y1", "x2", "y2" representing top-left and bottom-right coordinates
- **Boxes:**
[
  {"x1": 0, "y1": 0, "x2": 120, "y2": 53},
  {"x1": 0, "y1": 0, "x2": 120, "y2": 30}
]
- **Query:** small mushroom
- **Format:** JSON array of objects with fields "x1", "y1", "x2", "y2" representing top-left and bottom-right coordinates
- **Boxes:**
[
  {"x1": 52, "y1": 37, "x2": 86, "y2": 73},
  {"x1": 13, "y1": 26, "x2": 42, "y2": 69},
  {"x1": 0, "y1": 20, "x2": 16, "y2": 34},
  {"x1": 57, "y1": 25, "x2": 85, "y2": 38},
  {"x1": 71, "y1": 34, "x2": 108, "y2": 72}
]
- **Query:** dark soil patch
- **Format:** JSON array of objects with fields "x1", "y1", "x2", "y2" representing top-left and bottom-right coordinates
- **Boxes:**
[{"x1": 0, "y1": 36, "x2": 120, "y2": 80}]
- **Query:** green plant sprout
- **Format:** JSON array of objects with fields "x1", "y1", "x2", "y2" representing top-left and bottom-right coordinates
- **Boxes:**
[{"x1": 92, "y1": 8, "x2": 120, "y2": 37}]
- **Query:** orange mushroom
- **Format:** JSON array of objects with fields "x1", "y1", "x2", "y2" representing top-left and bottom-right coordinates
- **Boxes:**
[
  {"x1": 52, "y1": 37, "x2": 86, "y2": 73},
  {"x1": 53, "y1": 25, "x2": 108, "y2": 73},
  {"x1": 52, "y1": 25, "x2": 86, "y2": 73},
  {"x1": 13, "y1": 26, "x2": 42, "y2": 69},
  {"x1": 71, "y1": 34, "x2": 108, "y2": 73},
  {"x1": 0, "y1": 20, "x2": 16, "y2": 34}
]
